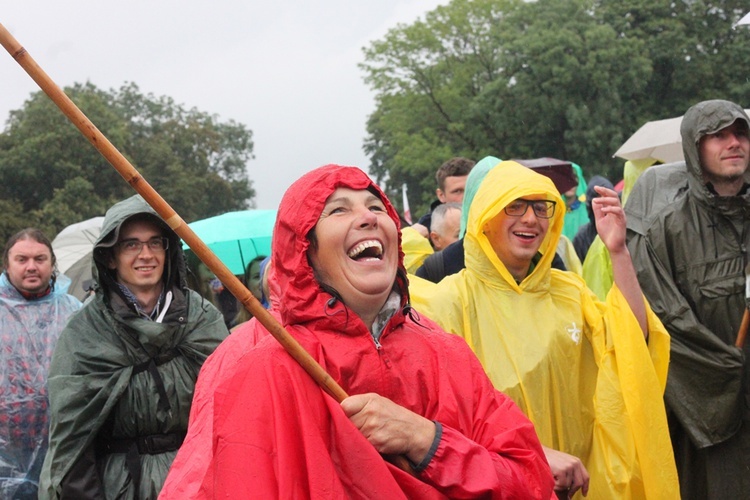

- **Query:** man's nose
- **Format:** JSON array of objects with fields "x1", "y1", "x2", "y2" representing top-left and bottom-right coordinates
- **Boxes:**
[
  {"x1": 727, "y1": 132, "x2": 744, "y2": 147},
  {"x1": 138, "y1": 243, "x2": 155, "y2": 257},
  {"x1": 520, "y1": 205, "x2": 538, "y2": 222}
]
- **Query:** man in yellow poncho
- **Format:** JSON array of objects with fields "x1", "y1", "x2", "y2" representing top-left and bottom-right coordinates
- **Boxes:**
[{"x1": 410, "y1": 160, "x2": 678, "y2": 499}]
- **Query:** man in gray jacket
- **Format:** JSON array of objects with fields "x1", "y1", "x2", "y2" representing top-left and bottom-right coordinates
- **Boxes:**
[{"x1": 625, "y1": 99, "x2": 750, "y2": 499}]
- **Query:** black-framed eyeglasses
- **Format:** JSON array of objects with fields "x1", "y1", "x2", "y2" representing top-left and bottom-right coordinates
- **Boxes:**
[
  {"x1": 504, "y1": 199, "x2": 557, "y2": 219},
  {"x1": 116, "y1": 237, "x2": 169, "y2": 255}
]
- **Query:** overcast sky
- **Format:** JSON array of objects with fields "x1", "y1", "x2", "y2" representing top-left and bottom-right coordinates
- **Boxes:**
[{"x1": 0, "y1": 1, "x2": 446, "y2": 210}]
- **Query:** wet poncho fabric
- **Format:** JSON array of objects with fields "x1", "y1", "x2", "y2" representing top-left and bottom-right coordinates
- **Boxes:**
[
  {"x1": 400, "y1": 226, "x2": 433, "y2": 273},
  {"x1": 0, "y1": 273, "x2": 81, "y2": 498},
  {"x1": 626, "y1": 100, "x2": 750, "y2": 498},
  {"x1": 158, "y1": 315, "x2": 273, "y2": 499},
  {"x1": 410, "y1": 160, "x2": 679, "y2": 499},
  {"x1": 174, "y1": 164, "x2": 554, "y2": 499},
  {"x1": 39, "y1": 195, "x2": 228, "y2": 499}
]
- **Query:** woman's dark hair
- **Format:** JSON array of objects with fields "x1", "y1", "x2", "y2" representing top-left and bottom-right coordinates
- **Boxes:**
[{"x1": 3, "y1": 228, "x2": 58, "y2": 287}]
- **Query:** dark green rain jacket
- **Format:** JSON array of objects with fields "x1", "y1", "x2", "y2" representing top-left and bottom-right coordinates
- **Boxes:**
[
  {"x1": 626, "y1": 100, "x2": 750, "y2": 497},
  {"x1": 39, "y1": 196, "x2": 228, "y2": 499}
]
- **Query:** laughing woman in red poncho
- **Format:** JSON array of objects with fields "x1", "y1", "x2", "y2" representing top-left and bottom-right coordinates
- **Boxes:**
[{"x1": 162, "y1": 164, "x2": 554, "y2": 499}]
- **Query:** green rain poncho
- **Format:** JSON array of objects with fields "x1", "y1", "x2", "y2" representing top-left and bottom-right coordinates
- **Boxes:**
[
  {"x1": 626, "y1": 100, "x2": 750, "y2": 498},
  {"x1": 410, "y1": 160, "x2": 678, "y2": 499},
  {"x1": 39, "y1": 196, "x2": 228, "y2": 499}
]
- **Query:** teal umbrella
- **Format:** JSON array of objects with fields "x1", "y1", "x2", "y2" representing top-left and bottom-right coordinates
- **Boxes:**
[{"x1": 183, "y1": 209, "x2": 276, "y2": 274}]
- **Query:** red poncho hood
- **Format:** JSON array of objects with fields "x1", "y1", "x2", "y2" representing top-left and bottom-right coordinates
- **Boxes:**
[{"x1": 273, "y1": 164, "x2": 408, "y2": 327}]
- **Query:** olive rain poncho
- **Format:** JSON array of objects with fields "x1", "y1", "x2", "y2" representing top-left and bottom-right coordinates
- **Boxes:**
[
  {"x1": 39, "y1": 196, "x2": 228, "y2": 499},
  {"x1": 410, "y1": 161, "x2": 679, "y2": 498},
  {"x1": 626, "y1": 100, "x2": 750, "y2": 498}
]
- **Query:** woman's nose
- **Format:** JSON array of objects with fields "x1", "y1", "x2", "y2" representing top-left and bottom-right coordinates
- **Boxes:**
[{"x1": 357, "y1": 207, "x2": 378, "y2": 227}]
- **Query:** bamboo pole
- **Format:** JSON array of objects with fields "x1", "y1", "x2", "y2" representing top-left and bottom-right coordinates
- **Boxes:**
[
  {"x1": 736, "y1": 309, "x2": 749, "y2": 349},
  {"x1": 0, "y1": 22, "x2": 348, "y2": 404}
]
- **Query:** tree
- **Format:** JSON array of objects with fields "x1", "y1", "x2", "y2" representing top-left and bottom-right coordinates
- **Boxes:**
[
  {"x1": 0, "y1": 82, "x2": 255, "y2": 244},
  {"x1": 361, "y1": 0, "x2": 750, "y2": 215}
]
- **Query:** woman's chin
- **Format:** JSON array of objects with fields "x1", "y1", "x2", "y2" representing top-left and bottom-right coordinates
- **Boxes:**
[{"x1": 344, "y1": 280, "x2": 395, "y2": 305}]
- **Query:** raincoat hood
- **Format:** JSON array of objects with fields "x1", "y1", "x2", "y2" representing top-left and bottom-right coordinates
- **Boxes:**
[
  {"x1": 274, "y1": 164, "x2": 407, "y2": 327},
  {"x1": 681, "y1": 99, "x2": 750, "y2": 201},
  {"x1": 465, "y1": 161, "x2": 564, "y2": 291},
  {"x1": 585, "y1": 175, "x2": 614, "y2": 214},
  {"x1": 458, "y1": 155, "x2": 501, "y2": 238},
  {"x1": 92, "y1": 195, "x2": 186, "y2": 298}
]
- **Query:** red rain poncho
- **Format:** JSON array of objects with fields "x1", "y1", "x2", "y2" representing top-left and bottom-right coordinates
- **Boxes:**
[{"x1": 161, "y1": 164, "x2": 553, "y2": 499}]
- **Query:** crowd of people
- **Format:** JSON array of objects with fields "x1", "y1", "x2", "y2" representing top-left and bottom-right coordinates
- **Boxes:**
[{"x1": 0, "y1": 98, "x2": 748, "y2": 499}]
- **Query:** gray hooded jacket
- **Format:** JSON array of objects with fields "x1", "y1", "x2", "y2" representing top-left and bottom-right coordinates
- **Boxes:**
[{"x1": 626, "y1": 100, "x2": 750, "y2": 449}]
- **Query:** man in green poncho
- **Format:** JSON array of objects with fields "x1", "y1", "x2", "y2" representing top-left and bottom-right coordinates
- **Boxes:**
[
  {"x1": 39, "y1": 195, "x2": 229, "y2": 499},
  {"x1": 626, "y1": 99, "x2": 750, "y2": 499}
]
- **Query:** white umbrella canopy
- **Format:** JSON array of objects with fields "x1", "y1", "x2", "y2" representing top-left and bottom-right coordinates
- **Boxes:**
[
  {"x1": 51, "y1": 216, "x2": 104, "y2": 300},
  {"x1": 614, "y1": 110, "x2": 750, "y2": 163},
  {"x1": 736, "y1": 12, "x2": 750, "y2": 26},
  {"x1": 52, "y1": 216, "x2": 104, "y2": 273},
  {"x1": 614, "y1": 115, "x2": 685, "y2": 164}
]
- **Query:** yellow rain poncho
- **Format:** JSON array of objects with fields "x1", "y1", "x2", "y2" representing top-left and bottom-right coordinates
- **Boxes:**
[
  {"x1": 400, "y1": 226, "x2": 433, "y2": 274},
  {"x1": 410, "y1": 161, "x2": 678, "y2": 499}
]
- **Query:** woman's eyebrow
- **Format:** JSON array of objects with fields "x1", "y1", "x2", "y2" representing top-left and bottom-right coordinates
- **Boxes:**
[{"x1": 324, "y1": 196, "x2": 351, "y2": 207}]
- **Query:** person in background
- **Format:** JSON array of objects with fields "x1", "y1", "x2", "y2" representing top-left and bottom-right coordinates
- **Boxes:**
[
  {"x1": 161, "y1": 164, "x2": 554, "y2": 498},
  {"x1": 428, "y1": 202, "x2": 461, "y2": 251},
  {"x1": 410, "y1": 160, "x2": 678, "y2": 498},
  {"x1": 561, "y1": 163, "x2": 590, "y2": 242},
  {"x1": 415, "y1": 156, "x2": 499, "y2": 283},
  {"x1": 572, "y1": 175, "x2": 615, "y2": 262},
  {"x1": 231, "y1": 255, "x2": 268, "y2": 326},
  {"x1": 411, "y1": 157, "x2": 474, "y2": 237},
  {"x1": 626, "y1": 99, "x2": 750, "y2": 499},
  {"x1": 40, "y1": 195, "x2": 228, "y2": 499},
  {"x1": 582, "y1": 159, "x2": 661, "y2": 301},
  {"x1": 0, "y1": 229, "x2": 82, "y2": 499}
]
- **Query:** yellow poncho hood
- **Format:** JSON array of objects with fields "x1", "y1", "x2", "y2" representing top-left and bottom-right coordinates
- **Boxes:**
[{"x1": 466, "y1": 160, "x2": 565, "y2": 293}]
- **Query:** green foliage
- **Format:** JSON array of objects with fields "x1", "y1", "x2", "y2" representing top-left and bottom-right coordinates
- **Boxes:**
[
  {"x1": 362, "y1": 0, "x2": 750, "y2": 215},
  {"x1": 0, "y1": 82, "x2": 255, "y2": 245}
]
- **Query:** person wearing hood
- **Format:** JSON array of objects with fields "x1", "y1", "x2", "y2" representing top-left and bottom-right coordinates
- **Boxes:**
[
  {"x1": 625, "y1": 99, "x2": 750, "y2": 499},
  {"x1": 582, "y1": 159, "x2": 662, "y2": 301},
  {"x1": 164, "y1": 164, "x2": 554, "y2": 499},
  {"x1": 410, "y1": 160, "x2": 678, "y2": 498},
  {"x1": 39, "y1": 195, "x2": 229, "y2": 499},
  {"x1": 572, "y1": 175, "x2": 615, "y2": 262},
  {"x1": 0, "y1": 229, "x2": 82, "y2": 499},
  {"x1": 415, "y1": 156, "x2": 569, "y2": 284}
]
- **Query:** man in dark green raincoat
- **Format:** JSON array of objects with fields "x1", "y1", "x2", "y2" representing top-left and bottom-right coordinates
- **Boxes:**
[
  {"x1": 39, "y1": 195, "x2": 229, "y2": 499},
  {"x1": 626, "y1": 99, "x2": 750, "y2": 499}
]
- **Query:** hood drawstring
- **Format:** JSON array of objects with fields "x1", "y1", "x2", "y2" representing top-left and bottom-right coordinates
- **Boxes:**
[{"x1": 155, "y1": 291, "x2": 173, "y2": 323}]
